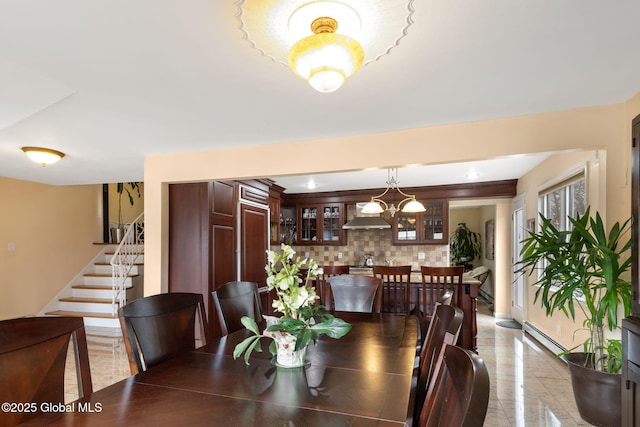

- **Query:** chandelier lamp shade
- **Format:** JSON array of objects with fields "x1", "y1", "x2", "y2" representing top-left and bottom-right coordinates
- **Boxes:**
[
  {"x1": 21, "y1": 147, "x2": 65, "y2": 166},
  {"x1": 361, "y1": 168, "x2": 426, "y2": 217},
  {"x1": 235, "y1": 0, "x2": 414, "y2": 93}
]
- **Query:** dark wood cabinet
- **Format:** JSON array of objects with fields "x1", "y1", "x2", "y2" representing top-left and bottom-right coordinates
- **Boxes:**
[
  {"x1": 268, "y1": 188, "x2": 281, "y2": 246},
  {"x1": 393, "y1": 199, "x2": 448, "y2": 245},
  {"x1": 169, "y1": 180, "x2": 272, "y2": 337},
  {"x1": 240, "y1": 202, "x2": 269, "y2": 286},
  {"x1": 623, "y1": 114, "x2": 640, "y2": 426},
  {"x1": 297, "y1": 203, "x2": 344, "y2": 245}
]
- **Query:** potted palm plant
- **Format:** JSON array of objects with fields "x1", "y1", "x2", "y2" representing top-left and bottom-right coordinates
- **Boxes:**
[
  {"x1": 449, "y1": 222, "x2": 482, "y2": 270},
  {"x1": 516, "y1": 207, "x2": 631, "y2": 426},
  {"x1": 111, "y1": 182, "x2": 141, "y2": 243}
]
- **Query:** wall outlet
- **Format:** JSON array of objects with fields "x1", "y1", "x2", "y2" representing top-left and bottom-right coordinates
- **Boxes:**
[
  {"x1": 556, "y1": 325, "x2": 561, "y2": 336},
  {"x1": 337, "y1": 252, "x2": 343, "y2": 259},
  {"x1": 7, "y1": 243, "x2": 15, "y2": 252},
  {"x1": 418, "y1": 252, "x2": 425, "y2": 260}
]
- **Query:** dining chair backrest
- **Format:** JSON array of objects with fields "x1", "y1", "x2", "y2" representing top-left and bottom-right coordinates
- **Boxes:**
[
  {"x1": 417, "y1": 266, "x2": 464, "y2": 340},
  {"x1": 437, "y1": 289, "x2": 454, "y2": 307},
  {"x1": 118, "y1": 292, "x2": 210, "y2": 374},
  {"x1": 318, "y1": 265, "x2": 350, "y2": 307},
  {"x1": 417, "y1": 344, "x2": 490, "y2": 427},
  {"x1": 212, "y1": 281, "x2": 263, "y2": 336},
  {"x1": 326, "y1": 274, "x2": 382, "y2": 313},
  {"x1": 372, "y1": 265, "x2": 412, "y2": 314},
  {"x1": 0, "y1": 316, "x2": 93, "y2": 426},
  {"x1": 413, "y1": 305, "x2": 464, "y2": 424}
]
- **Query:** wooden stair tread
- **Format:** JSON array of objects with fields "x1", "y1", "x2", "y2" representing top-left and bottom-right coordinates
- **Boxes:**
[
  {"x1": 59, "y1": 297, "x2": 114, "y2": 304},
  {"x1": 72, "y1": 284, "x2": 132, "y2": 290},
  {"x1": 84, "y1": 272, "x2": 139, "y2": 278},
  {"x1": 45, "y1": 310, "x2": 117, "y2": 319},
  {"x1": 94, "y1": 262, "x2": 143, "y2": 266}
]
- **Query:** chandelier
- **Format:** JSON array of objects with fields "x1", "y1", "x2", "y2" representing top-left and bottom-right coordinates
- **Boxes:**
[
  {"x1": 235, "y1": 0, "x2": 414, "y2": 93},
  {"x1": 361, "y1": 168, "x2": 426, "y2": 217}
]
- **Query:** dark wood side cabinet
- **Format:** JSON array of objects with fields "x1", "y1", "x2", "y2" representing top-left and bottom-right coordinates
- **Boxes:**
[
  {"x1": 168, "y1": 181, "x2": 237, "y2": 337},
  {"x1": 169, "y1": 180, "x2": 274, "y2": 337},
  {"x1": 623, "y1": 114, "x2": 640, "y2": 426}
]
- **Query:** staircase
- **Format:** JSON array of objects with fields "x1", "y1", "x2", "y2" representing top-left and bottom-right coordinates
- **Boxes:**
[
  {"x1": 42, "y1": 213, "x2": 145, "y2": 333},
  {"x1": 43, "y1": 245, "x2": 144, "y2": 330}
]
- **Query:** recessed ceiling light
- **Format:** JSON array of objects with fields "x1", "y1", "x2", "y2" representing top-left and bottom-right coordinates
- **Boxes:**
[{"x1": 466, "y1": 171, "x2": 480, "y2": 180}]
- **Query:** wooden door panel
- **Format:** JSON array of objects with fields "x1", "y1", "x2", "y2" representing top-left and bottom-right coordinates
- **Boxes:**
[{"x1": 240, "y1": 203, "x2": 268, "y2": 286}]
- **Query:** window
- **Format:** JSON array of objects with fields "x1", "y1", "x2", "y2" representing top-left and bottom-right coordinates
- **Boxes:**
[
  {"x1": 538, "y1": 171, "x2": 586, "y2": 231},
  {"x1": 537, "y1": 168, "x2": 587, "y2": 297}
]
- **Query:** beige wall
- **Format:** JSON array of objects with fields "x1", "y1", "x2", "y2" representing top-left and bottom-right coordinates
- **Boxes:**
[
  {"x1": 144, "y1": 102, "x2": 628, "y2": 300},
  {"x1": 0, "y1": 177, "x2": 103, "y2": 319}
]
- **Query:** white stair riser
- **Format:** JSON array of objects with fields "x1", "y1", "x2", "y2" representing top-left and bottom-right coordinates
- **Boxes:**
[
  {"x1": 59, "y1": 301, "x2": 116, "y2": 312},
  {"x1": 83, "y1": 317, "x2": 122, "y2": 330},
  {"x1": 102, "y1": 254, "x2": 144, "y2": 264},
  {"x1": 93, "y1": 264, "x2": 141, "y2": 275},
  {"x1": 83, "y1": 276, "x2": 133, "y2": 286},
  {"x1": 72, "y1": 287, "x2": 129, "y2": 299}
]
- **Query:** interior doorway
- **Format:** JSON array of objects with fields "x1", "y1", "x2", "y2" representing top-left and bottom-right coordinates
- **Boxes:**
[{"x1": 511, "y1": 195, "x2": 526, "y2": 324}]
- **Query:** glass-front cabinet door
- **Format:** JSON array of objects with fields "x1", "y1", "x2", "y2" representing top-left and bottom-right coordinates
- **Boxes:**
[
  {"x1": 423, "y1": 201, "x2": 445, "y2": 241},
  {"x1": 322, "y1": 205, "x2": 341, "y2": 242},
  {"x1": 298, "y1": 206, "x2": 318, "y2": 243},
  {"x1": 392, "y1": 199, "x2": 448, "y2": 245},
  {"x1": 297, "y1": 203, "x2": 344, "y2": 245},
  {"x1": 396, "y1": 213, "x2": 418, "y2": 242}
]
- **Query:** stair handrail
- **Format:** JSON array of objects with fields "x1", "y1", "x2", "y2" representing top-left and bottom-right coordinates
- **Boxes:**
[{"x1": 110, "y1": 212, "x2": 144, "y2": 315}]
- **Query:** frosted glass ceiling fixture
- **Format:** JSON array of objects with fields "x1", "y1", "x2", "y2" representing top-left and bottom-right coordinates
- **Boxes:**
[
  {"x1": 235, "y1": 0, "x2": 414, "y2": 93},
  {"x1": 361, "y1": 168, "x2": 425, "y2": 217},
  {"x1": 21, "y1": 147, "x2": 65, "y2": 166}
]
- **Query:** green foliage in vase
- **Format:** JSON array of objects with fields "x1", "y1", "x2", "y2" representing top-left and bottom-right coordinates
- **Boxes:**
[{"x1": 233, "y1": 244, "x2": 352, "y2": 365}]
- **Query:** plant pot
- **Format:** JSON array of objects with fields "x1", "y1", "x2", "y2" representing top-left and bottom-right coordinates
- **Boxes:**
[
  {"x1": 564, "y1": 352, "x2": 621, "y2": 427},
  {"x1": 110, "y1": 227, "x2": 124, "y2": 243},
  {"x1": 275, "y1": 339, "x2": 307, "y2": 368}
]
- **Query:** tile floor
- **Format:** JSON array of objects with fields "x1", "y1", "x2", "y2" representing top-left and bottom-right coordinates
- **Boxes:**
[{"x1": 65, "y1": 300, "x2": 590, "y2": 426}]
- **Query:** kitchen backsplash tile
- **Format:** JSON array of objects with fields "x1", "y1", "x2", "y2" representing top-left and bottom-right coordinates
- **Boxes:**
[{"x1": 291, "y1": 229, "x2": 449, "y2": 269}]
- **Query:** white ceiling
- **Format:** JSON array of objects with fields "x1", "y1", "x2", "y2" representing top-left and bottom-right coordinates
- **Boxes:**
[{"x1": 1, "y1": 1, "x2": 639, "y2": 189}]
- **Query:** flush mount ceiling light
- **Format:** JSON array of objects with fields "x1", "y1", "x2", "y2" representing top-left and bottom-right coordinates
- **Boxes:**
[
  {"x1": 21, "y1": 147, "x2": 65, "y2": 166},
  {"x1": 235, "y1": 0, "x2": 414, "y2": 93},
  {"x1": 361, "y1": 168, "x2": 426, "y2": 217}
]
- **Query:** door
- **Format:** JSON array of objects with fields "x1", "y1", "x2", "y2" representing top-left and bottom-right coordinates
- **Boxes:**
[
  {"x1": 511, "y1": 195, "x2": 527, "y2": 324},
  {"x1": 239, "y1": 202, "x2": 269, "y2": 286}
]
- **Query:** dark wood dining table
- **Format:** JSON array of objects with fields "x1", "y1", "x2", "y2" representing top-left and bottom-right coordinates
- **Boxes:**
[{"x1": 24, "y1": 312, "x2": 417, "y2": 426}]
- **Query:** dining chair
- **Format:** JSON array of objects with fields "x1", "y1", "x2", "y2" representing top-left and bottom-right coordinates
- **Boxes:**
[
  {"x1": 411, "y1": 305, "x2": 464, "y2": 424},
  {"x1": 417, "y1": 344, "x2": 490, "y2": 427},
  {"x1": 212, "y1": 281, "x2": 263, "y2": 336},
  {"x1": 0, "y1": 316, "x2": 93, "y2": 426},
  {"x1": 417, "y1": 266, "x2": 464, "y2": 340},
  {"x1": 415, "y1": 288, "x2": 455, "y2": 350},
  {"x1": 118, "y1": 292, "x2": 210, "y2": 374},
  {"x1": 317, "y1": 265, "x2": 350, "y2": 307},
  {"x1": 325, "y1": 274, "x2": 382, "y2": 313},
  {"x1": 372, "y1": 265, "x2": 412, "y2": 314}
]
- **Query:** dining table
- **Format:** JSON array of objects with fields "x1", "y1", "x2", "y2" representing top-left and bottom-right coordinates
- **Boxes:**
[{"x1": 22, "y1": 312, "x2": 418, "y2": 426}]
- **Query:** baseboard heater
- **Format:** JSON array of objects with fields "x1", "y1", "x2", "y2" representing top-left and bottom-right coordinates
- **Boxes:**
[
  {"x1": 523, "y1": 321, "x2": 567, "y2": 358},
  {"x1": 478, "y1": 289, "x2": 494, "y2": 305}
]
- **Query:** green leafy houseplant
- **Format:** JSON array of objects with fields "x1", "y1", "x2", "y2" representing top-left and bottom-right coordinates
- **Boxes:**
[
  {"x1": 116, "y1": 182, "x2": 141, "y2": 227},
  {"x1": 449, "y1": 222, "x2": 482, "y2": 264},
  {"x1": 516, "y1": 207, "x2": 631, "y2": 373},
  {"x1": 233, "y1": 244, "x2": 352, "y2": 365}
]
